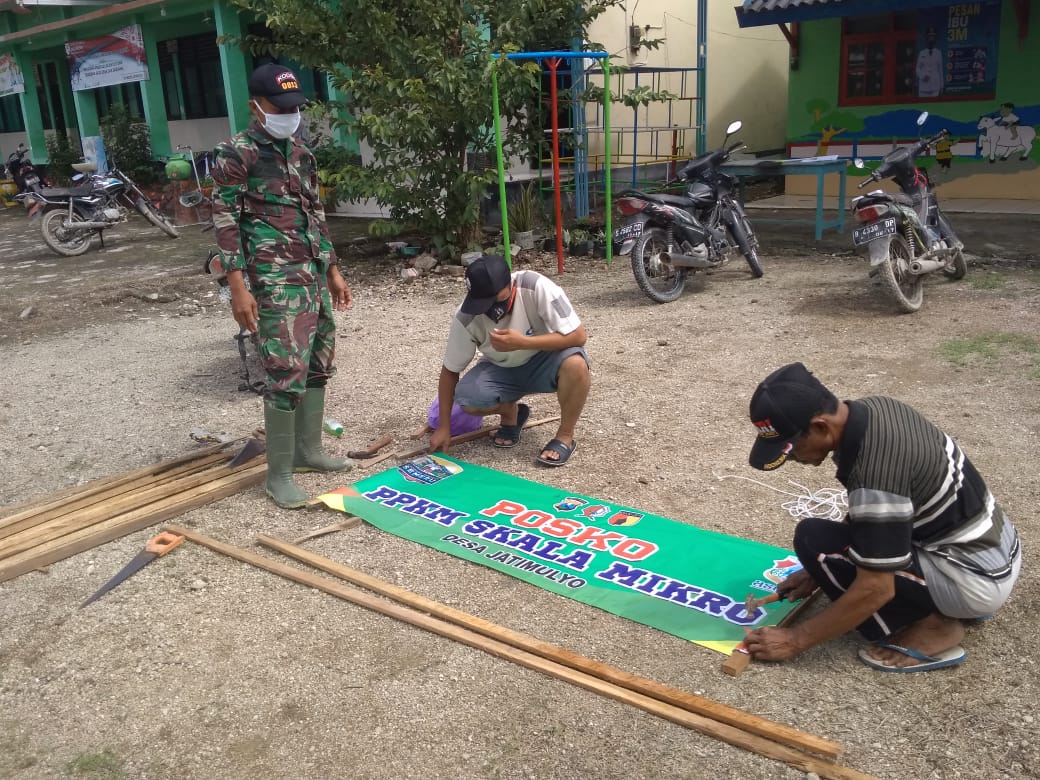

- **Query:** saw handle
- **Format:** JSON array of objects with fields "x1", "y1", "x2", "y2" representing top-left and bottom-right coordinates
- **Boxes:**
[{"x1": 145, "y1": 532, "x2": 185, "y2": 556}]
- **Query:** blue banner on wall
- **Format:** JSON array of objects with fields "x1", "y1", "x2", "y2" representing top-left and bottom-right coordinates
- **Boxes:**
[{"x1": 916, "y1": 1, "x2": 1000, "y2": 99}]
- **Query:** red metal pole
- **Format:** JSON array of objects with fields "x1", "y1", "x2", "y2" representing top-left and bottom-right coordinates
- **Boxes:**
[{"x1": 547, "y1": 58, "x2": 565, "y2": 274}]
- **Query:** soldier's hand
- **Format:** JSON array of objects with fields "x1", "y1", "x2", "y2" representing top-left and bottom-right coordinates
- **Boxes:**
[
  {"x1": 328, "y1": 267, "x2": 352, "y2": 311},
  {"x1": 230, "y1": 289, "x2": 258, "y2": 334}
]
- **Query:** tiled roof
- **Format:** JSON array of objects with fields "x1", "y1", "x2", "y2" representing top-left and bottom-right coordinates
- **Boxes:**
[{"x1": 737, "y1": 0, "x2": 953, "y2": 28}]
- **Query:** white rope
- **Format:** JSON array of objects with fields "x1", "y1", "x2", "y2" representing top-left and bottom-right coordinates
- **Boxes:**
[{"x1": 714, "y1": 474, "x2": 848, "y2": 522}]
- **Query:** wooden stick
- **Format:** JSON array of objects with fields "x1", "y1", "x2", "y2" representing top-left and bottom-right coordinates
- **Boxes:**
[
  {"x1": 0, "y1": 457, "x2": 267, "y2": 562},
  {"x1": 347, "y1": 434, "x2": 393, "y2": 460},
  {"x1": 395, "y1": 415, "x2": 561, "y2": 460},
  {"x1": 358, "y1": 450, "x2": 396, "y2": 470},
  {"x1": 168, "y1": 527, "x2": 871, "y2": 779},
  {"x1": 290, "y1": 517, "x2": 362, "y2": 544},
  {"x1": 0, "y1": 464, "x2": 265, "y2": 583},
  {"x1": 258, "y1": 534, "x2": 842, "y2": 760}
]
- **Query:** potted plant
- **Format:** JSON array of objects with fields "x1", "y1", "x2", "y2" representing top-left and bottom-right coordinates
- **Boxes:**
[
  {"x1": 568, "y1": 227, "x2": 592, "y2": 256},
  {"x1": 508, "y1": 182, "x2": 540, "y2": 250}
]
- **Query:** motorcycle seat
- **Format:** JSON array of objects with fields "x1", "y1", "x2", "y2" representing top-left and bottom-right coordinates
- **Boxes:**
[
  {"x1": 642, "y1": 192, "x2": 694, "y2": 207},
  {"x1": 857, "y1": 191, "x2": 914, "y2": 207},
  {"x1": 37, "y1": 182, "x2": 94, "y2": 198}
]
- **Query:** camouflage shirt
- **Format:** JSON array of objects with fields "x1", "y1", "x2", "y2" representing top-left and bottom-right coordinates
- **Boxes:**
[{"x1": 212, "y1": 122, "x2": 336, "y2": 288}]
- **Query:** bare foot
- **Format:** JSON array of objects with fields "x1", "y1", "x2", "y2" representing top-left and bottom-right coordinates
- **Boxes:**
[{"x1": 864, "y1": 613, "x2": 965, "y2": 668}]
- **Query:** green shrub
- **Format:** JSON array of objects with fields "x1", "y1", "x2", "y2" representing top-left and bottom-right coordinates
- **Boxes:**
[
  {"x1": 44, "y1": 131, "x2": 83, "y2": 186},
  {"x1": 100, "y1": 104, "x2": 156, "y2": 185}
]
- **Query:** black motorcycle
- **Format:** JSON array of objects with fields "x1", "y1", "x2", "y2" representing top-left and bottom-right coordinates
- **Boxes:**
[
  {"x1": 850, "y1": 111, "x2": 966, "y2": 314},
  {"x1": 5, "y1": 143, "x2": 45, "y2": 196},
  {"x1": 24, "y1": 162, "x2": 178, "y2": 257},
  {"x1": 613, "y1": 120, "x2": 763, "y2": 304}
]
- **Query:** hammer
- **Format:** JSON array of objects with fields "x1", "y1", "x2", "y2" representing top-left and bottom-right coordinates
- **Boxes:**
[{"x1": 743, "y1": 590, "x2": 786, "y2": 617}]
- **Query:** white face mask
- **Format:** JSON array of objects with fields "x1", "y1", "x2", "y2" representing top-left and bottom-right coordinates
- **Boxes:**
[{"x1": 252, "y1": 101, "x2": 301, "y2": 140}]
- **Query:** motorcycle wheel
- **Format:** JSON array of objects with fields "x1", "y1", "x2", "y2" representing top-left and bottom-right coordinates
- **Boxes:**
[
  {"x1": 728, "y1": 212, "x2": 764, "y2": 278},
  {"x1": 40, "y1": 209, "x2": 94, "y2": 257},
  {"x1": 631, "y1": 227, "x2": 688, "y2": 303},
  {"x1": 879, "y1": 234, "x2": 923, "y2": 313},
  {"x1": 942, "y1": 248, "x2": 968, "y2": 280},
  {"x1": 136, "y1": 197, "x2": 180, "y2": 238}
]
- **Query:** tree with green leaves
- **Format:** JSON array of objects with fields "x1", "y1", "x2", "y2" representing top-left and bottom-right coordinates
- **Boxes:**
[{"x1": 229, "y1": 0, "x2": 623, "y2": 256}]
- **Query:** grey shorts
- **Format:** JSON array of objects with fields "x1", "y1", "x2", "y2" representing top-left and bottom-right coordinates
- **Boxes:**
[{"x1": 454, "y1": 347, "x2": 589, "y2": 410}]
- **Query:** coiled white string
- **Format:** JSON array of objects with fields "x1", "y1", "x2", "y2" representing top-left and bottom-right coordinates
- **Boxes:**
[{"x1": 714, "y1": 474, "x2": 848, "y2": 521}]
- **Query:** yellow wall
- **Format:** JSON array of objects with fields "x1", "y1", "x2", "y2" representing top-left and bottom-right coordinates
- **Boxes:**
[{"x1": 587, "y1": 2, "x2": 789, "y2": 160}]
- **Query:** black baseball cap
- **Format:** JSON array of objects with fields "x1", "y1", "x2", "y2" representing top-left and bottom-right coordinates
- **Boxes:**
[
  {"x1": 248, "y1": 64, "x2": 307, "y2": 110},
  {"x1": 748, "y1": 362, "x2": 836, "y2": 471},
  {"x1": 461, "y1": 255, "x2": 512, "y2": 314}
]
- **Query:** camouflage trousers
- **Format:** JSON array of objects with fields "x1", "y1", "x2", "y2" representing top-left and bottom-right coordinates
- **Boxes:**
[{"x1": 256, "y1": 282, "x2": 337, "y2": 409}]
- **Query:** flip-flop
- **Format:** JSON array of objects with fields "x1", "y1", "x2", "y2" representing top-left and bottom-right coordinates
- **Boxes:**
[
  {"x1": 857, "y1": 643, "x2": 967, "y2": 673},
  {"x1": 536, "y1": 438, "x2": 576, "y2": 467},
  {"x1": 491, "y1": 403, "x2": 530, "y2": 448}
]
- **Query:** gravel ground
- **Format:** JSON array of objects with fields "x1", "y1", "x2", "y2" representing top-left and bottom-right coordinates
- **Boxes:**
[{"x1": 1, "y1": 205, "x2": 1038, "y2": 780}]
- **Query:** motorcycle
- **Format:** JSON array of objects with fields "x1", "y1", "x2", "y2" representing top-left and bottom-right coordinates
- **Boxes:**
[
  {"x1": 850, "y1": 111, "x2": 966, "y2": 314},
  {"x1": 24, "y1": 161, "x2": 179, "y2": 257},
  {"x1": 613, "y1": 120, "x2": 764, "y2": 304},
  {"x1": 5, "y1": 143, "x2": 46, "y2": 196}
]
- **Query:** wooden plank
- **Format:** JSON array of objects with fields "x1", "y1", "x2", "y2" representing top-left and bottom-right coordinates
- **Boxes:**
[
  {"x1": 0, "y1": 0, "x2": 166, "y2": 44},
  {"x1": 0, "y1": 464, "x2": 265, "y2": 583},
  {"x1": 347, "y1": 434, "x2": 393, "y2": 460},
  {"x1": 0, "y1": 450, "x2": 231, "y2": 541},
  {"x1": 0, "y1": 441, "x2": 238, "y2": 532},
  {"x1": 258, "y1": 535, "x2": 841, "y2": 760},
  {"x1": 394, "y1": 415, "x2": 561, "y2": 460},
  {"x1": 169, "y1": 526, "x2": 874, "y2": 780},
  {"x1": 0, "y1": 457, "x2": 267, "y2": 562},
  {"x1": 290, "y1": 517, "x2": 362, "y2": 544}
]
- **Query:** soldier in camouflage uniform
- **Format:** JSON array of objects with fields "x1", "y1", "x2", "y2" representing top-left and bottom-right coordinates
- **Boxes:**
[{"x1": 212, "y1": 63, "x2": 353, "y2": 509}]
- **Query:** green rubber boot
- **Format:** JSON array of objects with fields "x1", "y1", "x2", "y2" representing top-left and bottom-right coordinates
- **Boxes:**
[
  {"x1": 294, "y1": 387, "x2": 352, "y2": 473},
  {"x1": 263, "y1": 402, "x2": 308, "y2": 509}
]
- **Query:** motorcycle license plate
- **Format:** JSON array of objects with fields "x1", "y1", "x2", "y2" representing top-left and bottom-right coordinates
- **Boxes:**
[
  {"x1": 613, "y1": 222, "x2": 643, "y2": 242},
  {"x1": 852, "y1": 217, "x2": 897, "y2": 246}
]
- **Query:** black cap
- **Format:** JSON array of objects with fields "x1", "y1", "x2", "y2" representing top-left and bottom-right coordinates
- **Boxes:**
[
  {"x1": 748, "y1": 363, "x2": 835, "y2": 471},
  {"x1": 248, "y1": 64, "x2": 307, "y2": 110},
  {"x1": 461, "y1": 255, "x2": 512, "y2": 315}
]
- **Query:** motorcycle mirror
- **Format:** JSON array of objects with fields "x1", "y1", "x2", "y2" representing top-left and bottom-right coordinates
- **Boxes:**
[
  {"x1": 853, "y1": 158, "x2": 866, "y2": 169},
  {"x1": 725, "y1": 120, "x2": 742, "y2": 136},
  {"x1": 916, "y1": 111, "x2": 929, "y2": 127}
]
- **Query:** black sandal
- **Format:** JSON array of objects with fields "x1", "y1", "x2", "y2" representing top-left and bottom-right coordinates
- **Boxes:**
[{"x1": 492, "y1": 403, "x2": 530, "y2": 448}]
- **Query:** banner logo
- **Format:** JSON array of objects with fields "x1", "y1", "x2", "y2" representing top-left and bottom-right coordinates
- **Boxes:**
[
  {"x1": 763, "y1": 555, "x2": 802, "y2": 584},
  {"x1": 554, "y1": 497, "x2": 588, "y2": 512},
  {"x1": 399, "y1": 454, "x2": 462, "y2": 485},
  {"x1": 608, "y1": 510, "x2": 644, "y2": 527}
]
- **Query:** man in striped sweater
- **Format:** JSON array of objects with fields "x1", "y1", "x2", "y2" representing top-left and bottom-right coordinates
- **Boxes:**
[{"x1": 741, "y1": 363, "x2": 1021, "y2": 672}]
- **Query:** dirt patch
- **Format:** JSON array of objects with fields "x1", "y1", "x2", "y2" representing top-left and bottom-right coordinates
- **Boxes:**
[{"x1": 1, "y1": 204, "x2": 1039, "y2": 780}]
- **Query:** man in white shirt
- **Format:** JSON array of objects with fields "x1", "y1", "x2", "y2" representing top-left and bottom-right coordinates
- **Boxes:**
[
  {"x1": 916, "y1": 28, "x2": 944, "y2": 99},
  {"x1": 430, "y1": 255, "x2": 591, "y2": 467}
]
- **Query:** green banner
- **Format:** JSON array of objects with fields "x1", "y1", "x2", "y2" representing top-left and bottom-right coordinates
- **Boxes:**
[{"x1": 319, "y1": 455, "x2": 802, "y2": 655}]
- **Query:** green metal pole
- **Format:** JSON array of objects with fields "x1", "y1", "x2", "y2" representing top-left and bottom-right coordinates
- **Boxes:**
[
  {"x1": 602, "y1": 58, "x2": 612, "y2": 265},
  {"x1": 491, "y1": 66, "x2": 510, "y2": 267}
]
